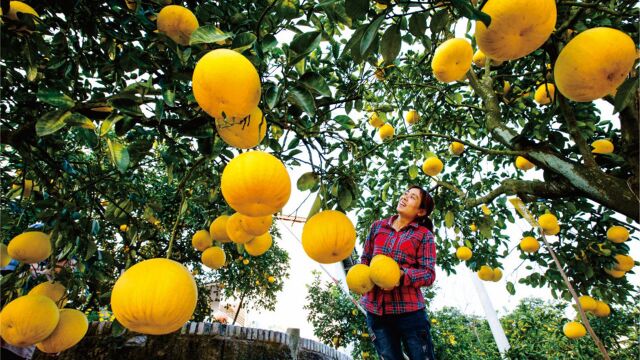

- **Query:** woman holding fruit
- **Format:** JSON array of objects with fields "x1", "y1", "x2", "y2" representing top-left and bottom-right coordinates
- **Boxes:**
[{"x1": 360, "y1": 185, "x2": 437, "y2": 360}]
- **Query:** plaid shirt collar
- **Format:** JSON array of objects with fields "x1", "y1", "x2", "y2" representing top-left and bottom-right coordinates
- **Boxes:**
[{"x1": 383, "y1": 214, "x2": 420, "y2": 230}]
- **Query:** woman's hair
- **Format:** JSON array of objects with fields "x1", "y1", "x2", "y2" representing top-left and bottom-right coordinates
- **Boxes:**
[{"x1": 408, "y1": 185, "x2": 435, "y2": 232}]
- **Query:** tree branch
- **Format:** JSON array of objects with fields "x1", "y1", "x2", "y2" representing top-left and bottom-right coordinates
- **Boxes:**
[
  {"x1": 557, "y1": 94, "x2": 598, "y2": 167},
  {"x1": 463, "y1": 178, "x2": 575, "y2": 207}
]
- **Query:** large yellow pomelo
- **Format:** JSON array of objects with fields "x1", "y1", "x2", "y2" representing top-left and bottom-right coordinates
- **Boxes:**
[
  {"x1": 563, "y1": 321, "x2": 586, "y2": 339},
  {"x1": 554, "y1": 28, "x2": 636, "y2": 102},
  {"x1": 8, "y1": 1, "x2": 39, "y2": 21},
  {"x1": 477, "y1": 265, "x2": 494, "y2": 281},
  {"x1": 368, "y1": 113, "x2": 384, "y2": 128},
  {"x1": 578, "y1": 295, "x2": 597, "y2": 312},
  {"x1": 591, "y1": 139, "x2": 614, "y2": 154},
  {"x1": 191, "y1": 230, "x2": 212, "y2": 251},
  {"x1": 36, "y1": 309, "x2": 88, "y2": 353},
  {"x1": 604, "y1": 268, "x2": 625, "y2": 278},
  {"x1": 369, "y1": 255, "x2": 401, "y2": 290},
  {"x1": 538, "y1": 213, "x2": 558, "y2": 231},
  {"x1": 519, "y1": 236, "x2": 540, "y2": 254},
  {"x1": 431, "y1": 38, "x2": 473, "y2": 83},
  {"x1": 515, "y1": 156, "x2": 535, "y2": 171},
  {"x1": 0, "y1": 243, "x2": 12, "y2": 267},
  {"x1": 192, "y1": 49, "x2": 261, "y2": 120},
  {"x1": 301, "y1": 210, "x2": 356, "y2": 264},
  {"x1": 215, "y1": 107, "x2": 267, "y2": 149},
  {"x1": 456, "y1": 246, "x2": 472, "y2": 261},
  {"x1": 244, "y1": 232, "x2": 273, "y2": 256},
  {"x1": 226, "y1": 213, "x2": 255, "y2": 244},
  {"x1": 209, "y1": 215, "x2": 232, "y2": 243},
  {"x1": 221, "y1": 151, "x2": 291, "y2": 217},
  {"x1": 606, "y1": 226, "x2": 629, "y2": 243},
  {"x1": 422, "y1": 157, "x2": 443, "y2": 176},
  {"x1": 240, "y1": 214, "x2": 273, "y2": 236},
  {"x1": 156, "y1": 5, "x2": 199, "y2": 46},
  {"x1": 405, "y1": 110, "x2": 420, "y2": 125},
  {"x1": 593, "y1": 301, "x2": 610, "y2": 317},
  {"x1": 0, "y1": 295, "x2": 59, "y2": 347},
  {"x1": 378, "y1": 123, "x2": 395, "y2": 140},
  {"x1": 201, "y1": 246, "x2": 226, "y2": 269},
  {"x1": 449, "y1": 142, "x2": 464, "y2": 155},
  {"x1": 111, "y1": 258, "x2": 197, "y2": 335},
  {"x1": 475, "y1": 0, "x2": 556, "y2": 61},
  {"x1": 534, "y1": 83, "x2": 555, "y2": 105},
  {"x1": 346, "y1": 264, "x2": 374, "y2": 295},
  {"x1": 613, "y1": 254, "x2": 634, "y2": 272},
  {"x1": 8, "y1": 231, "x2": 52, "y2": 264},
  {"x1": 28, "y1": 281, "x2": 67, "y2": 308},
  {"x1": 492, "y1": 268, "x2": 503, "y2": 282}
]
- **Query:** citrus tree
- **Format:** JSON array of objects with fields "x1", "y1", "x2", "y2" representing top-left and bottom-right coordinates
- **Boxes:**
[{"x1": 0, "y1": 0, "x2": 638, "y2": 357}]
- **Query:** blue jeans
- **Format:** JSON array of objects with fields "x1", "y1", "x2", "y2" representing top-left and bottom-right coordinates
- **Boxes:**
[{"x1": 366, "y1": 309, "x2": 436, "y2": 360}]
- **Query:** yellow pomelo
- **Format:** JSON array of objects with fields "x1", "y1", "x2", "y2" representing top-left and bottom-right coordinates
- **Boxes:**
[
  {"x1": 456, "y1": 246, "x2": 472, "y2": 261},
  {"x1": 215, "y1": 107, "x2": 267, "y2": 149},
  {"x1": 36, "y1": 309, "x2": 88, "y2": 353},
  {"x1": 578, "y1": 295, "x2": 597, "y2": 312},
  {"x1": 472, "y1": 49, "x2": 504, "y2": 67},
  {"x1": 555, "y1": 28, "x2": 636, "y2": 102},
  {"x1": 267, "y1": 276, "x2": 276, "y2": 283},
  {"x1": 191, "y1": 230, "x2": 212, "y2": 251},
  {"x1": 591, "y1": 139, "x2": 614, "y2": 154},
  {"x1": 481, "y1": 204, "x2": 491, "y2": 215},
  {"x1": 240, "y1": 214, "x2": 272, "y2": 236},
  {"x1": 431, "y1": 38, "x2": 473, "y2": 83},
  {"x1": 593, "y1": 301, "x2": 610, "y2": 317},
  {"x1": 475, "y1": 0, "x2": 556, "y2": 61},
  {"x1": 369, "y1": 113, "x2": 384, "y2": 128},
  {"x1": 606, "y1": 226, "x2": 629, "y2": 243},
  {"x1": 538, "y1": 213, "x2": 558, "y2": 231},
  {"x1": 226, "y1": 213, "x2": 255, "y2": 244},
  {"x1": 346, "y1": 264, "x2": 374, "y2": 295},
  {"x1": 8, "y1": 1, "x2": 39, "y2": 21},
  {"x1": 193, "y1": 49, "x2": 261, "y2": 120},
  {"x1": 156, "y1": 5, "x2": 199, "y2": 46},
  {"x1": 210, "y1": 215, "x2": 232, "y2": 243},
  {"x1": 519, "y1": 236, "x2": 540, "y2": 254},
  {"x1": 0, "y1": 243, "x2": 12, "y2": 267},
  {"x1": 369, "y1": 255, "x2": 401, "y2": 290},
  {"x1": 422, "y1": 157, "x2": 443, "y2": 176},
  {"x1": 111, "y1": 258, "x2": 197, "y2": 335},
  {"x1": 449, "y1": 142, "x2": 464, "y2": 155},
  {"x1": 613, "y1": 254, "x2": 634, "y2": 272},
  {"x1": 379, "y1": 123, "x2": 395, "y2": 140},
  {"x1": 221, "y1": 151, "x2": 291, "y2": 217},
  {"x1": 28, "y1": 281, "x2": 67, "y2": 308},
  {"x1": 119, "y1": 224, "x2": 129, "y2": 232},
  {"x1": 0, "y1": 295, "x2": 59, "y2": 347},
  {"x1": 470, "y1": 223, "x2": 477, "y2": 232},
  {"x1": 8, "y1": 231, "x2": 52, "y2": 264},
  {"x1": 244, "y1": 232, "x2": 272, "y2": 256},
  {"x1": 604, "y1": 268, "x2": 625, "y2": 278},
  {"x1": 477, "y1": 265, "x2": 494, "y2": 281},
  {"x1": 302, "y1": 210, "x2": 356, "y2": 264},
  {"x1": 534, "y1": 83, "x2": 555, "y2": 105},
  {"x1": 543, "y1": 224, "x2": 560, "y2": 236},
  {"x1": 202, "y1": 246, "x2": 226, "y2": 269},
  {"x1": 406, "y1": 110, "x2": 420, "y2": 125},
  {"x1": 492, "y1": 268, "x2": 503, "y2": 282},
  {"x1": 563, "y1": 322, "x2": 586, "y2": 339},
  {"x1": 515, "y1": 156, "x2": 535, "y2": 171}
]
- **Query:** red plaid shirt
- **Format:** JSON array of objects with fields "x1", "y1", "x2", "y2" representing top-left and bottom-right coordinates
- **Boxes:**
[{"x1": 360, "y1": 215, "x2": 436, "y2": 315}]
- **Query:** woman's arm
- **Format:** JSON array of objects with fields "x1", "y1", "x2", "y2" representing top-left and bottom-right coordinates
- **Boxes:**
[
  {"x1": 401, "y1": 231, "x2": 436, "y2": 288},
  {"x1": 360, "y1": 222, "x2": 377, "y2": 265}
]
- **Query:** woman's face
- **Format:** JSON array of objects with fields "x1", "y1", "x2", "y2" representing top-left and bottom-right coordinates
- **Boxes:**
[{"x1": 396, "y1": 188, "x2": 426, "y2": 219}]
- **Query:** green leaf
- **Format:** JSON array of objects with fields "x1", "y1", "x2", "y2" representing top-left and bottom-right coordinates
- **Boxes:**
[
  {"x1": 100, "y1": 114, "x2": 125, "y2": 137},
  {"x1": 450, "y1": 0, "x2": 491, "y2": 26},
  {"x1": 408, "y1": 165, "x2": 419, "y2": 180},
  {"x1": 380, "y1": 24, "x2": 401, "y2": 65},
  {"x1": 506, "y1": 281, "x2": 516, "y2": 295},
  {"x1": 287, "y1": 86, "x2": 316, "y2": 116},
  {"x1": 339, "y1": 188, "x2": 353, "y2": 209},
  {"x1": 299, "y1": 72, "x2": 331, "y2": 97},
  {"x1": 430, "y1": 10, "x2": 450, "y2": 34},
  {"x1": 107, "y1": 139, "x2": 130, "y2": 174},
  {"x1": 297, "y1": 172, "x2": 319, "y2": 191},
  {"x1": 360, "y1": 15, "x2": 385, "y2": 56},
  {"x1": 231, "y1": 32, "x2": 257, "y2": 53},
  {"x1": 264, "y1": 83, "x2": 281, "y2": 110},
  {"x1": 189, "y1": 25, "x2": 232, "y2": 45},
  {"x1": 613, "y1": 76, "x2": 637, "y2": 113},
  {"x1": 37, "y1": 89, "x2": 76, "y2": 109},
  {"x1": 36, "y1": 110, "x2": 72, "y2": 136},
  {"x1": 408, "y1": 13, "x2": 427, "y2": 37},
  {"x1": 308, "y1": 192, "x2": 323, "y2": 218},
  {"x1": 445, "y1": 210, "x2": 454, "y2": 228},
  {"x1": 345, "y1": 0, "x2": 368, "y2": 20},
  {"x1": 289, "y1": 31, "x2": 322, "y2": 65},
  {"x1": 65, "y1": 113, "x2": 95, "y2": 130},
  {"x1": 334, "y1": 115, "x2": 356, "y2": 130}
]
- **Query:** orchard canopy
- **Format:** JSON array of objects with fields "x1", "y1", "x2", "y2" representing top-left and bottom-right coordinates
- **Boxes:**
[{"x1": 1, "y1": 0, "x2": 639, "y2": 346}]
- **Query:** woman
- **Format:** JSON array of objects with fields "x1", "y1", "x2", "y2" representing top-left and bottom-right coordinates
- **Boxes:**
[{"x1": 360, "y1": 185, "x2": 437, "y2": 360}]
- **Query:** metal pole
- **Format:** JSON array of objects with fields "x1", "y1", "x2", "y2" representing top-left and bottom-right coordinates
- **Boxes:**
[{"x1": 469, "y1": 268, "x2": 511, "y2": 357}]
